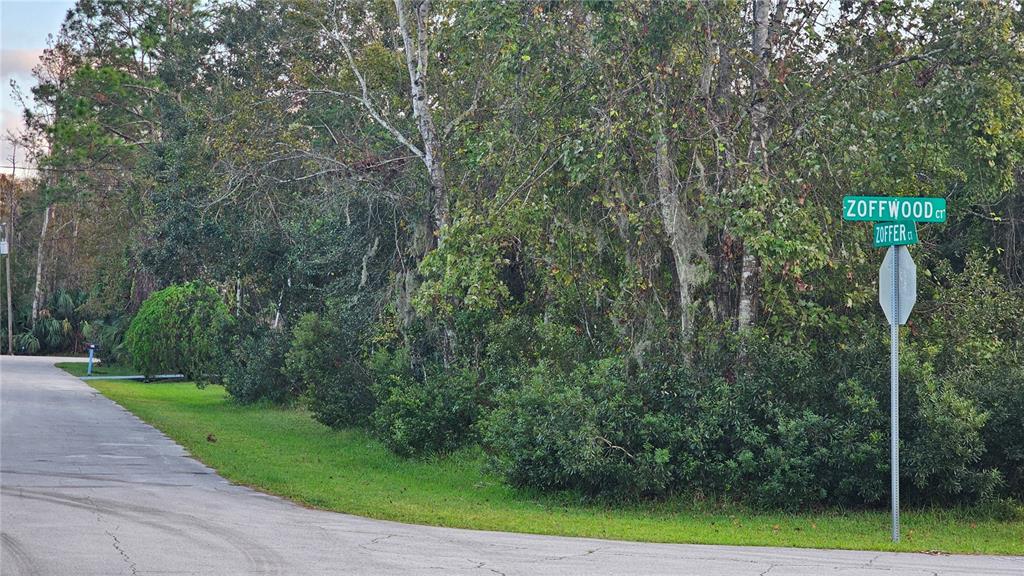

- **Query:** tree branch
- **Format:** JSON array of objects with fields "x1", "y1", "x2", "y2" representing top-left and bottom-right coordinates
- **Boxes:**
[
  {"x1": 334, "y1": 24, "x2": 424, "y2": 160},
  {"x1": 866, "y1": 48, "x2": 944, "y2": 75}
]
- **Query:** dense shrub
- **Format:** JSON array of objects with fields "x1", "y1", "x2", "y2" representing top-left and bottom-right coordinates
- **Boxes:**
[
  {"x1": 370, "y1": 348, "x2": 480, "y2": 457},
  {"x1": 954, "y1": 358, "x2": 1024, "y2": 498},
  {"x1": 905, "y1": 378, "x2": 1000, "y2": 502},
  {"x1": 34, "y1": 315, "x2": 67, "y2": 350},
  {"x1": 124, "y1": 282, "x2": 232, "y2": 382},
  {"x1": 481, "y1": 358, "x2": 673, "y2": 497},
  {"x1": 2, "y1": 289, "x2": 128, "y2": 358},
  {"x1": 225, "y1": 327, "x2": 295, "y2": 404},
  {"x1": 482, "y1": 327, "x2": 1009, "y2": 508},
  {"x1": 286, "y1": 308, "x2": 374, "y2": 427},
  {"x1": 911, "y1": 257, "x2": 1024, "y2": 500},
  {"x1": 8, "y1": 289, "x2": 91, "y2": 355}
]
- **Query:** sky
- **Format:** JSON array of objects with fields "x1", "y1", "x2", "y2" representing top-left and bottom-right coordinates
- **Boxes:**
[{"x1": 1, "y1": 0, "x2": 76, "y2": 177}]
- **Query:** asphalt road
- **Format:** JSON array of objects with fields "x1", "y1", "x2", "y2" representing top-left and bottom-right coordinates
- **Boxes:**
[{"x1": 2, "y1": 356, "x2": 1022, "y2": 575}]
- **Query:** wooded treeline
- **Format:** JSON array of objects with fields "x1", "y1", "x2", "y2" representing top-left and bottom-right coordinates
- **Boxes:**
[{"x1": 5, "y1": 0, "x2": 1024, "y2": 509}]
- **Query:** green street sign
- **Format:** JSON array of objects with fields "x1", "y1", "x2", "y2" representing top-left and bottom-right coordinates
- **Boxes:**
[
  {"x1": 842, "y1": 196, "x2": 947, "y2": 223},
  {"x1": 873, "y1": 221, "x2": 918, "y2": 248}
]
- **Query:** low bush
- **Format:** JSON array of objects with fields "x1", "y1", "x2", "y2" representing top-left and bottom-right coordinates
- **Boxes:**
[
  {"x1": 953, "y1": 358, "x2": 1024, "y2": 498},
  {"x1": 124, "y1": 282, "x2": 232, "y2": 382},
  {"x1": 286, "y1": 307, "x2": 374, "y2": 427},
  {"x1": 481, "y1": 358, "x2": 673, "y2": 497},
  {"x1": 370, "y1": 348, "x2": 480, "y2": 457},
  {"x1": 225, "y1": 327, "x2": 294, "y2": 404},
  {"x1": 482, "y1": 327, "x2": 1009, "y2": 508},
  {"x1": 14, "y1": 331, "x2": 40, "y2": 354}
]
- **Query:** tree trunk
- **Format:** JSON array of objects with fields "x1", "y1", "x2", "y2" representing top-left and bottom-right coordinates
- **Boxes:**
[
  {"x1": 737, "y1": 248, "x2": 757, "y2": 329},
  {"x1": 394, "y1": 0, "x2": 454, "y2": 363},
  {"x1": 738, "y1": 0, "x2": 784, "y2": 330},
  {"x1": 5, "y1": 248, "x2": 12, "y2": 354},
  {"x1": 235, "y1": 276, "x2": 242, "y2": 316},
  {"x1": 272, "y1": 276, "x2": 291, "y2": 330},
  {"x1": 31, "y1": 204, "x2": 52, "y2": 326},
  {"x1": 395, "y1": 0, "x2": 448, "y2": 247},
  {"x1": 5, "y1": 179, "x2": 13, "y2": 354}
]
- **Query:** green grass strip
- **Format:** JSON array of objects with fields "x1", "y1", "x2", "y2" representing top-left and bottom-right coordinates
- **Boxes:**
[
  {"x1": 56, "y1": 361, "x2": 142, "y2": 377},
  {"x1": 63, "y1": 366, "x2": 1022, "y2": 555}
]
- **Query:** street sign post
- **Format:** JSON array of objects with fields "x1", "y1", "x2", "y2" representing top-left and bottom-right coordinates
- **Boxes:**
[
  {"x1": 873, "y1": 221, "x2": 918, "y2": 248},
  {"x1": 843, "y1": 196, "x2": 941, "y2": 543},
  {"x1": 878, "y1": 245, "x2": 916, "y2": 543},
  {"x1": 843, "y1": 196, "x2": 947, "y2": 222}
]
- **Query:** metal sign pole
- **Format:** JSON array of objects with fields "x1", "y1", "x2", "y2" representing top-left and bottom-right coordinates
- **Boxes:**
[
  {"x1": 847, "y1": 196, "x2": 938, "y2": 543},
  {"x1": 890, "y1": 246, "x2": 901, "y2": 543}
]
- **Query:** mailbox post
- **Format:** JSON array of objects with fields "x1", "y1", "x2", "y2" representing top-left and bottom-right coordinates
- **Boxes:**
[{"x1": 87, "y1": 343, "x2": 98, "y2": 376}]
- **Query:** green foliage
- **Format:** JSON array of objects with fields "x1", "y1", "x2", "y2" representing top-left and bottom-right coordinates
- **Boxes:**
[
  {"x1": 225, "y1": 327, "x2": 295, "y2": 405},
  {"x1": 10, "y1": 289, "x2": 95, "y2": 355},
  {"x1": 124, "y1": 282, "x2": 232, "y2": 382},
  {"x1": 14, "y1": 332, "x2": 41, "y2": 355},
  {"x1": 910, "y1": 254, "x2": 1024, "y2": 499},
  {"x1": 369, "y1": 348, "x2": 479, "y2": 457},
  {"x1": 905, "y1": 376, "x2": 1000, "y2": 502},
  {"x1": 965, "y1": 359, "x2": 1024, "y2": 497},
  {"x1": 481, "y1": 358, "x2": 672, "y2": 498},
  {"x1": 22, "y1": 0, "x2": 1024, "y2": 513},
  {"x1": 286, "y1": 306, "x2": 374, "y2": 427},
  {"x1": 34, "y1": 315, "x2": 67, "y2": 350},
  {"x1": 483, "y1": 327, "x2": 1012, "y2": 508},
  {"x1": 81, "y1": 316, "x2": 130, "y2": 365}
]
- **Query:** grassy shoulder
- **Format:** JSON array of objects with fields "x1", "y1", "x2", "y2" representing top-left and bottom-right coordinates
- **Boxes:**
[
  {"x1": 56, "y1": 361, "x2": 140, "y2": 377},
  {"x1": 73, "y1": 372, "x2": 1023, "y2": 555}
]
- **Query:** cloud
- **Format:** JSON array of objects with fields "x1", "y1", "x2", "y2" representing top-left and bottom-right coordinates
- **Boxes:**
[{"x1": 1, "y1": 49, "x2": 42, "y2": 77}]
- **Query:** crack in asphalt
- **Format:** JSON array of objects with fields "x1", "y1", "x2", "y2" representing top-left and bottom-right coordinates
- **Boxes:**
[
  {"x1": 86, "y1": 488, "x2": 139, "y2": 575},
  {"x1": 539, "y1": 546, "x2": 605, "y2": 562},
  {"x1": 357, "y1": 533, "x2": 398, "y2": 553},
  {"x1": 468, "y1": 559, "x2": 506, "y2": 576},
  {"x1": 4, "y1": 487, "x2": 287, "y2": 575},
  {"x1": 105, "y1": 528, "x2": 139, "y2": 576}
]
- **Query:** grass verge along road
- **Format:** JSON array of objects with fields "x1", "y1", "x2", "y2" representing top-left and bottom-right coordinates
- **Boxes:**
[
  {"x1": 65, "y1": 366, "x2": 1023, "y2": 555},
  {"x1": 56, "y1": 361, "x2": 144, "y2": 377}
]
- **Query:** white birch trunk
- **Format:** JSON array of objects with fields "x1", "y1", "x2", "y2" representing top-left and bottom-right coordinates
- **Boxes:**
[
  {"x1": 738, "y1": 0, "x2": 784, "y2": 330},
  {"x1": 31, "y1": 204, "x2": 52, "y2": 326},
  {"x1": 395, "y1": 0, "x2": 448, "y2": 244}
]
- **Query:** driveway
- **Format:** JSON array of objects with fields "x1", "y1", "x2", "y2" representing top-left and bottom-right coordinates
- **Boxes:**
[{"x1": 1, "y1": 355, "x2": 1021, "y2": 575}]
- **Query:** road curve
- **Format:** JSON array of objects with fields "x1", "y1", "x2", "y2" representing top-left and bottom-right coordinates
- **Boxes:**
[{"x1": 2, "y1": 355, "x2": 1021, "y2": 575}]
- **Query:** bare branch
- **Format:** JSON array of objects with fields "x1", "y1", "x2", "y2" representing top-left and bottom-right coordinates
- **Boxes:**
[
  {"x1": 595, "y1": 436, "x2": 637, "y2": 462},
  {"x1": 866, "y1": 48, "x2": 944, "y2": 75},
  {"x1": 333, "y1": 22, "x2": 424, "y2": 160}
]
